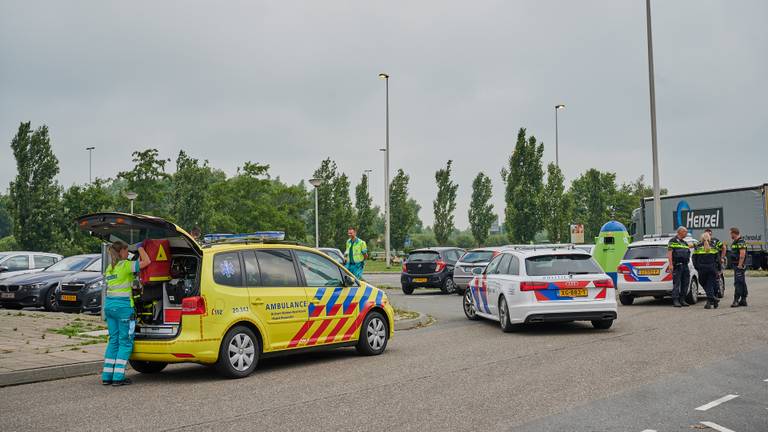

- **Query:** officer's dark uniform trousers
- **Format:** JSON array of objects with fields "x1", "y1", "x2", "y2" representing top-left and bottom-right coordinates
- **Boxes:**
[{"x1": 668, "y1": 237, "x2": 691, "y2": 304}]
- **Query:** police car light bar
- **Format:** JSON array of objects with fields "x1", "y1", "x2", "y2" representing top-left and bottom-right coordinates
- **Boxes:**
[
  {"x1": 642, "y1": 234, "x2": 677, "y2": 239},
  {"x1": 203, "y1": 231, "x2": 286, "y2": 244}
]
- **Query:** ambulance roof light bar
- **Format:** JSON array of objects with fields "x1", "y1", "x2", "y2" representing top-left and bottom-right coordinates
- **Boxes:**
[{"x1": 202, "y1": 231, "x2": 291, "y2": 247}]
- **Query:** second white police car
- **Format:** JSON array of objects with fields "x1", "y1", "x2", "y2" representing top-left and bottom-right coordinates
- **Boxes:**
[{"x1": 463, "y1": 244, "x2": 617, "y2": 332}]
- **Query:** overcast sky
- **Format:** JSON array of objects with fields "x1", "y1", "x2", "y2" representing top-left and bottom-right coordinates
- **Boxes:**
[{"x1": 1, "y1": 1, "x2": 766, "y2": 229}]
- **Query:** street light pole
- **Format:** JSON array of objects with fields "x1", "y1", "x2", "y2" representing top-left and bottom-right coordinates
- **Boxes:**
[
  {"x1": 86, "y1": 147, "x2": 95, "y2": 183},
  {"x1": 309, "y1": 178, "x2": 323, "y2": 248},
  {"x1": 645, "y1": 0, "x2": 662, "y2": 235},
  {"x1": 554, "y1": 105, "x2": 565, "y2": 167},
  {"x1": 379, "y1": 73, "x2": 391, "y2": 267}
]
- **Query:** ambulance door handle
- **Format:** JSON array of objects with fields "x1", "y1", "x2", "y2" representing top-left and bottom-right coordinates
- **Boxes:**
[{"x1": 250, "y1": 297, "x2": 264, "y2": 305}]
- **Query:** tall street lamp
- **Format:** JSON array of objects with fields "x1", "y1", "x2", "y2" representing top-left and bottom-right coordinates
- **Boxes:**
[
  {"x1": 86, "y1": 147, "x2": 95, "y2": 183},
  {"x1": 124, "y1": 191, "x2": 138, "y2": 244},
  {"x1": 554, "y1": 105, "x2": 565, "y2": 167},
  {"x1": 309, "y1": 178, "x2": 323, "y2": 248},
  {"x1": 645, "y1": 0, "x2": 662, "y2": 234},
  {"x1": 378, "y1": 72, "x2": 391, "y2": 267}
]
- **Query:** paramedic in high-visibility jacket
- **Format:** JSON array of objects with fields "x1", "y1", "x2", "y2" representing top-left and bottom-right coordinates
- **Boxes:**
[
  {"x1": 344, "y1": 227, "x2": 368, "y2": 280},
  {"x1": 102, "y1": 240, "x2": 150, "y2": 386}
]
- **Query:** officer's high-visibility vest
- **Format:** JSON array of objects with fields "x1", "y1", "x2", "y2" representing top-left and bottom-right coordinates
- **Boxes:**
[{"x1": 105, "y1": 260, "x2": 138, "y2": 305}]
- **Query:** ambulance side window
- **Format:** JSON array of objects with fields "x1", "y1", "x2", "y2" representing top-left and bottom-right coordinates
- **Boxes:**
[
  {"x1": 242, "y1": 251, "x2": 261, "y2": 286},
  {"x1": 254, "y1": 250, "x2": 299, "y2": 287},
  {"x1": 213, "y1": 252, "x2": 243, "y2": 287}
]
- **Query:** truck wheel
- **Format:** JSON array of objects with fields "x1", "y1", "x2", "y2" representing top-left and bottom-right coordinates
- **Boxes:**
[
  {"x1": 215, "y1": 326, "x2": 259, "y2": 379},
  {"x1": 619, "y1": 293, "x2": 634, "y2": 305},
  {"x1": 129, "y1": 360, "x2": 167, "y2": 374},
  {"x1": 685, "y1": 278, "x2": 699, "y2": 305}
]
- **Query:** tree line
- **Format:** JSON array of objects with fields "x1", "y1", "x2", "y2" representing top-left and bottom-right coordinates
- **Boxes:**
[{"x1": 0, "y1": 122, "x2": 662, "y2": 256}]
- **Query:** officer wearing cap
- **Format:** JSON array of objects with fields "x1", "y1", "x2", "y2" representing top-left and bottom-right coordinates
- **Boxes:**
[
  {"x1": 729, "y1": 227, "x2": 749, "y2": 307},
  {"x1": 666, "y1": 226, "x2": 692, "y2": 308}
]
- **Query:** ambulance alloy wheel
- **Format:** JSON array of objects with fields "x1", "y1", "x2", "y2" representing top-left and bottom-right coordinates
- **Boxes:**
[
  {"x1": 216, "y1": 325, "x2": 259, "y2": 378},
  {"x1": 463, "y1": 289, "x2": 478, "y2": 321},
  {"x1": 129, "y1": 360, "x2": 167, "y2": 374},
  {"x1": 356, "y1": 311, "x2": 388, "y2": 356}
]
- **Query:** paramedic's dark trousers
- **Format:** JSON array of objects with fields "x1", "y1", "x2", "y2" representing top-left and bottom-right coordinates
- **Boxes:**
[
  {"x1": 672, "y1": 264, "x2": 690, "y2": 301},
  {"x1": 734, "y1": 267, "x2": 748, "y2": 301}
]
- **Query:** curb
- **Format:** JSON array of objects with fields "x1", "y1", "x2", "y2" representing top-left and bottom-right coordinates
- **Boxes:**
[
  {"x1": 394, "y1": 312, "x2": 431, "y2": 331},
  {"x1": 3, "y1": 312, "x2": 432, "y2": 387},
  {"x1": 0, "y1": 360, "x2": 103, "y2": 388}
]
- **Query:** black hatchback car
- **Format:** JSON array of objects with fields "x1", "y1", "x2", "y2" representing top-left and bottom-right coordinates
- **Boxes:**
[
  {"x1": 400, "y1": 247, "x2": 466, "y2": 295},
  {"x1": 0, "y1": 254, "x2": 100, "y2": 311},
  {"x1": 55, "y1": 259, "x2": 104, "y2": 314}
]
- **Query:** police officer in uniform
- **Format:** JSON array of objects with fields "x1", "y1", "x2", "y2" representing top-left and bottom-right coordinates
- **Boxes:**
[
  {"x1": 704, "y1": 228, "x2": 726, "y2": 299},
  {"x1": 692, "y1": 232, "x2": 720, "y2": 309},
  {"x1": 729, "y1": 227, "x2": 749, "y2": 307},
  {"x1": 667, "y1": 226, "x2": 692, "y2": 308}
]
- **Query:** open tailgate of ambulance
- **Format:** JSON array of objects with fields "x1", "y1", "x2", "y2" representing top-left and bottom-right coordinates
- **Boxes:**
[{"x1": 77, "y1": 212, "x2": 202, "y2": 256}]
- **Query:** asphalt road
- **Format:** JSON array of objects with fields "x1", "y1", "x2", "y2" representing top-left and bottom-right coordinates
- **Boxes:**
[{"x1": 2, "y1": 276, "x2": 767, "y2": 432}]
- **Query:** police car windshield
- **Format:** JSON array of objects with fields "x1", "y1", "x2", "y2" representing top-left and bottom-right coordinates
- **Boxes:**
[
  {"x1": 407, "y1": 251, "x2": 439, "y2": 262},
  {"x1": 525, "y1": 254, "x2": 602, "y2": 276},
  {"x1": 624, "y1": 246, "x2": 667, "y2": 260},
  {"x1": 460, "y1": 251, "x2": 495, "y2": 264}
]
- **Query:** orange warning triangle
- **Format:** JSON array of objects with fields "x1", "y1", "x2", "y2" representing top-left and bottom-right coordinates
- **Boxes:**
[{"x1": 155, "y1": 244, "x2": 168, "y2": 261}]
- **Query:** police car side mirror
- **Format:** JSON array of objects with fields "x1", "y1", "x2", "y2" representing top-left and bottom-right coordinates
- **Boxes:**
[{"x1": 343, "y1": 274, "x2": 357, "y2": 287}]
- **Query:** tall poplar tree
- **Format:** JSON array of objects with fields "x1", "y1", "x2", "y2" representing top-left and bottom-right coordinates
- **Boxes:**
[
  {"x1": 468, "y1": 172, "x2": 494, "y2": 246},
  {"x1": 501, "y1": 128, "x2": 544, "y2": 243},
  {"x1": 389, "y1": 169, "x2": 416, "y2": 250},
  {"x1": 355, "y1": 173, "x2": 375, "y2": 241},
  {"x1": 541, "y1": 163, "x2": 571, "y2": 243},
  {"x1": 433, "y1": 160, "x2": 458, "y2": 244}
]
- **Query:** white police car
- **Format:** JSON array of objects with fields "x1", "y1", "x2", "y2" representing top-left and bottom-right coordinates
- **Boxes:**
[
  {"x1": 616, "y1": 235, "x2": 701, "y2": 305},
  {"x1": 463, "y1": 245, "x2": 617, "y2": 331}
]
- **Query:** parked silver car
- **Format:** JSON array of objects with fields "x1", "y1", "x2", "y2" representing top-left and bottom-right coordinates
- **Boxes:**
[
  {"x1": 0, "y1": 252, "x2": 63, "y2": 281},
  {"x1": 453, "y1": 246, "x2": 511, "y2": 294}
]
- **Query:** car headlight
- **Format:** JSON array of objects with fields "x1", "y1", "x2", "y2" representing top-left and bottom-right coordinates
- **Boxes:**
[
  {"x1": 87, "y1": 280, "x2": 105, "y2": 290},
  {"x1": 26, "y1": 283, "x2": 46, "y2": 290}
]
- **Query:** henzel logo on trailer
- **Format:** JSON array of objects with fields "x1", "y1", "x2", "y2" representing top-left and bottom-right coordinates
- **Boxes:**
[{"x1": 672, "y1": 201, "x2": 723, "y2": 230}]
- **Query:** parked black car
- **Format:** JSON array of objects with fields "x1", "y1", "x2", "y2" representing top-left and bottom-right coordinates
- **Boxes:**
[
  {"x1": 0, "y1": 254, "x2": 100, "y2": 311},
  {"x1": 400, "y1": 247, "x2": 465, "y2": 295},
  {"x1": 55, "y1": 262, "x2": 105, "y2": 314}
]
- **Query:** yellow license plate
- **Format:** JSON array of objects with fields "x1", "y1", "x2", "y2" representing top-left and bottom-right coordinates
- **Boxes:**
[
  {"x1": 61, "y1": 295, "x2": 77, "y2": 301},
  {"x1": 637, "y1": 268, "x2": 660, "y2": 276},
  {"x1": 559, "y1": 288, "x2": 588, "y2": 297},
  {"x1": 412, "y1": 278, "x2": 428, "y2": 283}
]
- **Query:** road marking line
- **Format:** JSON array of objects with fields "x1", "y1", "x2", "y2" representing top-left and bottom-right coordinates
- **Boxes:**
[
  {"x1": 696, "y1": 394, "x2": 739, "y2": 411},
  {"x1": 763, "y1": 378, "x2": 768, "y2": 382},
  {"x1": 700, "y1": 421, "x2": 736, "y2": 432},
  {"x1": 641, "y1": 429, "x2": 657, "y2": 432}
]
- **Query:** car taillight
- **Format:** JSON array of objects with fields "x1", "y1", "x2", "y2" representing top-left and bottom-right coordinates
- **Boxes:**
[
  {"x1": 434, "y1": 260, "x2": 446, "y2": 272},
  {"x1": 520, "y1": 281, "x2": 548, "y2": 291},
  {"x1": 492, "y1": 250, "x2": 501, "y2": 257},
  {"x1": 402, "y1": 262, "x2": 407, "y2": 272},
  {"x1": 617, "y1": 264, "x2": 631, "y2": 274},
  {"x1": 181, "y1": 296, "x2": 206, "y2": 315},
  {"x1": 594, "y1": 279, "x2": 615, "y2": 289}
]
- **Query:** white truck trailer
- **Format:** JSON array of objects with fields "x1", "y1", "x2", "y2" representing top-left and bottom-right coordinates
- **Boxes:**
[{"x1": 630, "y1": 184, "x2": 768, "y2": 270}]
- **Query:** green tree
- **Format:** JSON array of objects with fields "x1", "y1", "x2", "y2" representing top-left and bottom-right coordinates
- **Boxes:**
[
  {"x1": 116, "y1": 149, "x2": 171, "y2": 217},
  {"x1": 613, "y1": 175, "x2": 668, "y2": 229},
  {"x1": 569, "y1": 169, "x2": 618, "y2": 241},
  {"x1": 60, "y1": 179, "x2": 116, "y2": 254},
  {"x1": 501, "y1": 128, "x2": 545, "y2": 243},
  {"x1": 433, "y1": 160, "x2": 458, "y2": 244},
  {"x1": 389, "y1": 169, "x2": 417, "y2": 250},
  {"x1": 355, "y1": 173, "x2": 376, "y2": 242},
  {"x1": 0, "y1": 194, "x2": 12, "y2": 238},
  {"x1": 541, "y1": 163, "x2": 571, "y2": 243},
  {"x1": 171, "y1": 150, "x2": 223, "y2": 232},
  {"x1": 312, "y1": 159, "x2": 354, "y2": 249},
  {"x1": 330, "y1": 173, "x2": 354, "y2": 249},
  {"x1": 468, "y1": 172, "x2": 494, "y2": 246},
  {"x1": 9, "y1": 122, "x2": 63, "y2": 251}
]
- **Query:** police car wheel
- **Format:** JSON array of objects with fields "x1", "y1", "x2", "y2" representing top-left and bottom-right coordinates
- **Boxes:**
[
  {"x1": 619, "y1": 294, "x2": 634, "y2": 305},
  {"x1": 129, "y1": 360, "x2": 167, "y2": 374},
  {"x1": 216, "y1": 326, "x2": 259, "y2": 378},
  {"x1": 717, "y1": 274, "x2": 725, "y2": 298},
  {"x1": 463, "y1": 289, "x2": 478, "y2": 321},
  {"x1": 441, "y1": 278, "x2": 457, "y2": 295},
  {"x1": 356, "y1": 311, "x2": 388, "y2": 356},
  {"x1": 498, "y1": 297, "x2": 516, "y2": 333},
  {"x1": 686, "y1": 278, "x2": 699, "y2": 305},
  {"x1": 591, "y1": 319, "x2": 613, "y2": 330}
]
